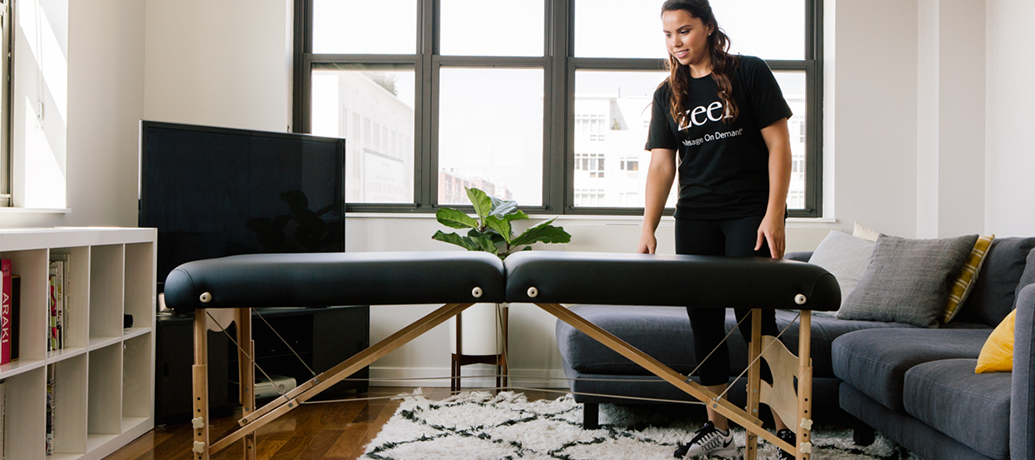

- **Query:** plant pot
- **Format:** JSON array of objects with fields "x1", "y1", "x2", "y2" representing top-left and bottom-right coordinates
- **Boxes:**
[{"x1": 449, "y1": 302, "x2": 507, "y2": 356}]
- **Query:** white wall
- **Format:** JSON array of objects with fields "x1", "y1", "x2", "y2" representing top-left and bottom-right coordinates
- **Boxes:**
[
  {"x1": 826, "y1": 0, "x2": 920, "y2": 238},
  {"x1": 915, "y1": 0, "x2": 986, "y2": 238},
  {"x1": 985, "y1": 0, "x2": 1035, "y2": 236},
  {"x1": 142, "y1": 0, "x2": 293, "y2": 132},
  {"x1": 1, "y1": 0, "x2": 144, "y2": 229},
  {"x1": 827, "y1": 0, "x2": 990, "y2": 239}
]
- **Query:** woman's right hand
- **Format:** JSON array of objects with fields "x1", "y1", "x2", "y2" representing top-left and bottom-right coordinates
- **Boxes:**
[{"x1": 637, "y1": 230, "x2": 657, "y2": 254}]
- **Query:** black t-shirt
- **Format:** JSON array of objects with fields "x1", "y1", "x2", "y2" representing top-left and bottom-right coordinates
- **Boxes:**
[{"x1": 645, "y1": 55, "x2": 792, "y2": 220}]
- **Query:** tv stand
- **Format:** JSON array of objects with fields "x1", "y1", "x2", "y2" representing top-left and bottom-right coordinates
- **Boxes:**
[{"x1": 155, "y1": 305, "x2": 369, "y2": 424}]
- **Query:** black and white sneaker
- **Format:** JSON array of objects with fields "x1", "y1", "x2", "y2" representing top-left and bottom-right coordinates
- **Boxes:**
[
  {"x1": 775, "y1": 428, "x2": 796, "y2": 460},
  {"x1": 673, "y1": 421, "x2": 737, "y2": 459}
]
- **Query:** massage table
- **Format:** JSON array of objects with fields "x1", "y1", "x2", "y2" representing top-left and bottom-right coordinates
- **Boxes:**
[{"x1": 164, "y1": 250, "x2": 840, "y2": 460}]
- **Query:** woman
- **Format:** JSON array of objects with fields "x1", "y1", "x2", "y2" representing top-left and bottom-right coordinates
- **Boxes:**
[{"x1": 636, "y1": 1, "x2": 795, "y2": 458}]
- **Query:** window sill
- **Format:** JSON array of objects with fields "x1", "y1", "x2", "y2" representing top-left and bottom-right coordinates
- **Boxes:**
[
  {"x1": 346, "y1": 212, "x2": 839, "y2": 226},
  {"x1": 0, "y1": 207, "x2": 71, "y2": 215}
]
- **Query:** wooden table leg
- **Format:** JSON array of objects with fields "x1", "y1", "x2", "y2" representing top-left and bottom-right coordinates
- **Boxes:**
[
  {"x1": 501, "y1": 304, "x2": 509, "y2": 390},
  {"x1": 237, "y1": 308, "x2": 256, "y2": 460},
  {"x1": 796, "y1": 310, "x2": 813, "y2": 460},
  {"x1": 452, "y1": 311, "x2": 463, "y2": 394},
  {"x1": 193, "y1": 308, "x2": 210, "y2": 460},
  {"x1": 535, "y1": 302, "x2": 793, "y2": 452},
  {"x1": 745, "y1": 309, "x2": 763, "y2": 460}
]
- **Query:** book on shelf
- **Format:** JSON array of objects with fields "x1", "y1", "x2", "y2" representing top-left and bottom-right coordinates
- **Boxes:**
[
  {"x1": 50, "y1": 256, "x2": 66, "y2": 350},
  {"x1": 46, "y1": 366, "x2": 54, "y2": 455},
  {"x1": 9, "y1": 277, "x2": 17, "y2": 362},
  {"x1": 1, "y1": 259, "x2": 11, "y2": 365},
  {"x1": 47, "y1": 272, "x2": 56, "y2": 353}
]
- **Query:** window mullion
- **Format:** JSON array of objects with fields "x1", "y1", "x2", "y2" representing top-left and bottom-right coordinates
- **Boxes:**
[
  {"x1": 418, "y1": 0, "x2": 435, "y2": 209},
  {"x1": 543, "y1": 0, "x2": 566, "y2": 213}
]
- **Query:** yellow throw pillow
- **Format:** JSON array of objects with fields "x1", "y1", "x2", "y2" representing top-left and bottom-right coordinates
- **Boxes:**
[
  {"x1": 852, "y1": 222, "x2": 880, "y2": 242},
  {"x1": 944, "y1": 235, "x2": 995, "y2": 323},
  {"x1": 976, "y1": 309, "x2": 1016, "y2": 373}
]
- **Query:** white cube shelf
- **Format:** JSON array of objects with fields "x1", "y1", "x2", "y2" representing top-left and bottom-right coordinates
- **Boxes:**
[{"x1": 0, "y1": 227, "x2": 156, "y2": 460}]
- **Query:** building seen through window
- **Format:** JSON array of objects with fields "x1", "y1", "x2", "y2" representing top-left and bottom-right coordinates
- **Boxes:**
[{"x1": 311, "y1": 69, "x2": 415, "y2": 203}]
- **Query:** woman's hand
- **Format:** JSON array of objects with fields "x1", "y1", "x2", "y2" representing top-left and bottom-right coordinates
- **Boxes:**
[
  {"x1": 637, "y1": 230, "x2": 657, "y2": 254},
  {"x1": 755, "y1": 212, "x2": 786, "y2": 259}
]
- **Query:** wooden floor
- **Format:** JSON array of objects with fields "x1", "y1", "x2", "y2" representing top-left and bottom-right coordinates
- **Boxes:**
[{"x1": 104, "y1": 387, "x2": 557, "y2": 460}]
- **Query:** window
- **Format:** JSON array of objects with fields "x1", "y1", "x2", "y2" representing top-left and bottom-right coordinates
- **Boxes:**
[
  {"x1": 0, "y1": 0, "x2": 12, "y2": 207},
  {"x1": 295, "y1": 0, "x2": 822, "y2": 216},
  {"x1": 574, "y1": 153, "x2": 604, "y2": 178}
]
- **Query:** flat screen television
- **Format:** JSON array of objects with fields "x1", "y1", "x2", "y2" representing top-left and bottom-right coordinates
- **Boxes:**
[{"x1": 139, "y1": 121, "x2": 345, "y2": 295}]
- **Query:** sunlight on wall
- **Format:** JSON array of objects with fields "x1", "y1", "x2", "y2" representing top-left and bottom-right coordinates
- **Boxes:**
[
  {"x1": 22, "y1": 97, "x2": 64, "y2": 208},
  {"x1": 14, "y1": 0, "x2": 68, "y2": 209}
]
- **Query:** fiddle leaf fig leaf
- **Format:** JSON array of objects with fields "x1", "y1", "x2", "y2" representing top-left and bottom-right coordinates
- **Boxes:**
[
  {"x1": 469, "y1": 233, "x2": 499, "y2": 255},
  {"x1": 484, "y1": 215, "x2": 513, "y2": 244},
  {"x1": 502, "y1": 210, "x2": 529, "y2": 223},
  {"x1": 466, "y1": 187, "x2": 493, "y2": 222},
  {"x1": 489, "y1": 196, "x2": 519, "y2": 219},
  {"x1": 509, "y1": 219, "x2": 572, "y2": 247},
  {"x1": 468, "y1": 229, "x2": 505, "y2": 254},
  {"x1": 435, "y1": 207, "x2": 479, "y2": 229},
  {"x1": 432, "y1": 231, "x2": 480, "y2": 251}
]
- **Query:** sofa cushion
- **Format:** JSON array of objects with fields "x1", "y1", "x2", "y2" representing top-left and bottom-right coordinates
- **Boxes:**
[
  {"x1": 957, "y1": 237, "x2": 1035, "y2": 326},
  {"x1": 831, "y1": 328, "x2": 990, "y2": 411},
  {"x1": 837, "y1": 233, "x2": 978, "y2": 327},
  {"x1": 903, "y1": 359, "x2": 1011, "y2": 460},
  {"x1": 840, "y1": 382, "x2": 1002, "y2": 460},
  {"x1": 557, "y1": 305, "x2": 697, "y2": 375},
  {"x1": 556, "y1": 305, "x2": 914, "y2": 379}
]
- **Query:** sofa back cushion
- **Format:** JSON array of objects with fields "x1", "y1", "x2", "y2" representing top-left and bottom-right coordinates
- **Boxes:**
[
  {"x1": 1016, "y1": 248, "x2": 1035, "y2": 309},
  {"x1": 956, "y1": 237, "x2": 1035, "y2": 327}
]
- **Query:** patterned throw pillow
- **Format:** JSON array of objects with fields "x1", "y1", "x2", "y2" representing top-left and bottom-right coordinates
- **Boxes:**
[
  {"x1": 975, "y1": 308, "x2": 1016, "y2": 373},
  {"x1": 943, "y1": 235, "x2": 995, "y2": 323}
]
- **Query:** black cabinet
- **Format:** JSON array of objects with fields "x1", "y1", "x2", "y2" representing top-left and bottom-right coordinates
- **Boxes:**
[{"x1": 155, "y1": 305, "x2": 370, "y2": 425}]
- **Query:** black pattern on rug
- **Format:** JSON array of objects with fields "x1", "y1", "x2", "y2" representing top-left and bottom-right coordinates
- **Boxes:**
[{"x1": 363, "y1": 390, "x2": 916, "y2": 460}]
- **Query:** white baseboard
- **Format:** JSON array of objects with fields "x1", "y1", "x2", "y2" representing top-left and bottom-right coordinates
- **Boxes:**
[{"x1": 370, "y1": 366, "x2": 570, "y2": 389}]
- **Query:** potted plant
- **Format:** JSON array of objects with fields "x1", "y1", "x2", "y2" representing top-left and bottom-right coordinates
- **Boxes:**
[
  {"x1": 432, "y1": 187, "x2": 571, "y2": 258},
  {"x1": 433, "y1": 187, "x2": 571, "y2": 391}
]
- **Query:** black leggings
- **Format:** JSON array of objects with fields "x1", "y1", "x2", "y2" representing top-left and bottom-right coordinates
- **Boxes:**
[{"x1": 675, "y1": 215, "x2": 780, "y2": 387}]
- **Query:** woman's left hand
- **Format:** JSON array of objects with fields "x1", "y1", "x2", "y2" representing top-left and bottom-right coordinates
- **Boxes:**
[{"x1": 755, "y1": 212, "x2": 786, "y2": 259}]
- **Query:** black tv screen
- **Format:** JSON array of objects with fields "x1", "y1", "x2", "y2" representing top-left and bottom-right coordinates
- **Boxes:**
[{"x1": 139, "y1": 121, "x2": 345, "y2": 291}]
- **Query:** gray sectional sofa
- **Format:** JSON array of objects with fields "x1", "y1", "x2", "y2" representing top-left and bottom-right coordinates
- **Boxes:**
[{"x1": 555, "y1": 237, "x2": 1035, "y2": 460}]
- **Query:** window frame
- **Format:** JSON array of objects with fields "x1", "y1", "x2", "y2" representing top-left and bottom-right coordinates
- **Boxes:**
[
  {"x1": 0, "y1": 0, "x2": 12, "y2": 208},
  {"x1": 294, "y1": 0, "x2": 823, "y2": 217}
]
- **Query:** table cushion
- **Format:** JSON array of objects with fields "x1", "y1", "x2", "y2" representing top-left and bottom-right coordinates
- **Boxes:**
[
  {"x1": 505, "y1": 251, "x2": 840, "y2": 311},
  {"x1": 164, "y1": 251, "x2": 506, "y2": 310}
]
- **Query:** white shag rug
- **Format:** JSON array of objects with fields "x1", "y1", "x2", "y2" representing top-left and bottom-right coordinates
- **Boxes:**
[{"x1": 363, "y1": 390, "x2": 918, "y2": 460}]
